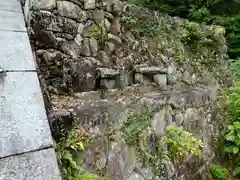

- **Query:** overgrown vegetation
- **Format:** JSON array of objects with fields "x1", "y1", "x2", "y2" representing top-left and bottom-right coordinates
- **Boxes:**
[
  {"x1": 55, "y1": 126, "x2": 98, "y2": 180},
  {"x1": 217, "y1": 82, "x2": 240, "y2": 178},
  {"x1": 164, "y1": 125, "x2": 203, "y2": 161},
  {"x1": 182, "y1": 22, "x2": 203, "y2": 43},
  {"x1": 123, "y1": 108, "x2": 203, "y2": 178},
  {"x1": 128, "y1": 0, "x2": 240, "y2": 59},
  {"x1": 126, "y1": 1, "x2": 240, "y2": 177},
  {"x1": 231, "y1": 58, "x2": 240, "y2": 79},
  {"x1": 210, "y1": 164, "x2": 229, "y2": 180},
  {"x1": 123, "y1": 108, "x2": 169, "y2": 177},
  {"x1": 123, "y1": 15, "x2": 225, "y2": 77}
]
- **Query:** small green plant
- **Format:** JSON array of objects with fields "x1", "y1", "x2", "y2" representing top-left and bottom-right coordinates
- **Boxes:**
[
  {"x1": 224, "y1": 121, "x2": 240, "y2": 154},
  {"x1": 78, "y1": 174, "x2": 98, "y2": 180},
  {"x1": 226, "y1": 81, "x2": 240, "y2": 122},
  {"x1": 123, "y1": 108, "x2": 170, "y2": 177},
  {"x1": 210, "y1": 164, "x2": 228, "y2": 180},
  {"x1": 174, "y1": 43, "x2": 187, "y2": 61},
  {"x1": 123, "y1": 108, "x2": 203, "y2": 177},
  {"x1": 182, "y1": 22, "x2": 203, "y2": 43},
  {"x1": 124, "y1": 17, "x2": 163, "y2": 39},
  {"x1": 123, "y1": 108, "x2": 154, "y2": 145},
  {"x1": 189, "y1": 7, "x2": 211, "y2": 22},
  {"x1": 219, "y1": 81, "x2": 240, "y2": 177},
  {"x1": 164, "y1": 125, "x2": 203, "y2": 161},
  {"x1": 89, "y1": 24, "x2": 104, "y2": 39},
  {"x1": 231, "y1": 58, "x2": 240, "y2": 79},
  {"x1": 55, "y1": 126, "x2": 97, "y2": 180}
]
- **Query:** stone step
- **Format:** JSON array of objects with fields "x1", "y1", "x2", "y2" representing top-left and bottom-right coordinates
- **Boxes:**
[
  {"x1": 51, "y1": 85, "x2": 216, "y2": 112},
  {"x1": 49, "y1": 85, "x2": 217, "y2": 137}
]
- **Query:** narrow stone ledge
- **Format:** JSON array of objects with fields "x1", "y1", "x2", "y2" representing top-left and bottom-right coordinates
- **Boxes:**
[
  {"x1": 0, "y1": 72, "x2": 53, "y2": 158},
  {"x1": 0, "y1": 148, "x2": 61, "y2": 180}
]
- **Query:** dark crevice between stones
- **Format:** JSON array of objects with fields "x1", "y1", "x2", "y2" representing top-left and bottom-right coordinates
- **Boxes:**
[{"x1": 49, "y1": 111, "x2": 75, "y2": 142}]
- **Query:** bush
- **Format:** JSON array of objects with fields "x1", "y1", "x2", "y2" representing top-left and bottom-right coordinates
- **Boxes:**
[
  {"x1": 130, "y1": 0, "x2": 240, "y2": 59},
  {"x1": 221, "y1": 82, "x2": 240, "y2": 177},
  {"x1": 231, "y1": 58, "x2": 240, "y2": 79},
  {"x1": 224, "y1": 121, "x2": 240, "y2": 155},
  {"x1": 164, "y1": 125, "x2": 203, "y2": 161},
  {"x1": 210, "y1": 164, "x2": 228, "y2": 180},
  {"x1": 182, "y1": 22, "x2": 203, "y2": 43},
  {"x1": 123, "y1": 109, "x2": 203, "y2": 177}
]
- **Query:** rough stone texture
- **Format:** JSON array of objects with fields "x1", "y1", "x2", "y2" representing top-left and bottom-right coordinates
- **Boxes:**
[
  {"x1": 89, "y1": 38, "x2": 98, "y2": 57},
  {"x1": 0, "y1": 72, "x2": 53, "y2": 158},
  {"x1": 107, "y1": 141, "x2": 136, "y2": 180},
  {"x1": 81, "y1": 38, "x2": 91, "y2": 56},
  {"x1": 32, "y1": 11, "x2": 79, "y2": 34},
  {"x1": 0, "y1": 10, "x2": 26, "y2": 31},
  {"x1": 32, "y1": 0, "x2": 56, "y2": 10},
  {"x1": 134, "y1": 65, "x2": 167, "y2": 74},
  {"x1": 57, "y1": 1, "x2": 87, "y2": 22},
  {"x1": 96, "y1": 67, "x2": 119, "y2": 78},
  {"x1": 93, "y1": 10, "x2": 105, "y2": 23},
  {"x1": 0, "y1": 31, "x2": 35, "y2": 71},
  {"x1": 84, "y1": 0, "x2": 95, "y2": 10},
  {"x1": 0, "y1": 148, "x2": 61, "y2": 180},
  {"x1": 135, "y1": 73, "x2": 151, "y2": 85},
  {"x1": 153, "y1": 74, "x2": 167, "y2": 87},
  {"x1": 0, "y1": 0, "x2": 22, "y2": 12},
  {"x1": 127, "y1": 173, "x2": 144, "y2": 180}
]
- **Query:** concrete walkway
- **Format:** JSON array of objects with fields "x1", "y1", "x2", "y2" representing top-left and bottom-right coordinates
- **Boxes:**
[{"x1": 0, "y1": 0, "x2": 61, "y2": 179}]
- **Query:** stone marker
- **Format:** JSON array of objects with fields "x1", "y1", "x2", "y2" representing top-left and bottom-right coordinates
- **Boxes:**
[{"x1": 153, "y1": 74, "x2": 167, "y2": 87}]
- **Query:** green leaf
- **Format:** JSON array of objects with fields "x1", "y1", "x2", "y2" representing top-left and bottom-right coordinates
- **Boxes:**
[
  {"x1": 233, "y1": 146, "x2": 239, "y2": 154},
  {"x1": 224, "y1": 146, "x2": 233, "y2": 153},
  {"x1": 235, "y1": 139, "x2": 240, "y2": 145},
  {"x1": 70, "y1": 145, "x2": 77, "y2": 151},
  {"x1": 233, "y1": 166, "x2": 240, "y2": 177},
  {"x1": 76, "y1": 142, "x2": 84, "y2": 150},
  {"x1": 225, "y1": 135, "x2": 235, "y2": 141}
]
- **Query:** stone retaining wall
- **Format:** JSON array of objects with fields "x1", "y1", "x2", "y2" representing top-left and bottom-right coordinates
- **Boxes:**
[
  {"x1": 23, "y1": 0, "x2": 231, "y2": 96},
  {"x1": 22, "y1": 0, "x2": 232, "y2": 179}
]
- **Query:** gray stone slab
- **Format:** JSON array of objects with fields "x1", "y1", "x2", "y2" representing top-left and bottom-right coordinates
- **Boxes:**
[
  {"x1": 0, "y1": 72, "x2": 53, "y2": 158},
  {"x1": 0, "y1": 10, "x2": 26, "y2": 31},
  {"x1": 0, "y1": 148, "x2": 61, "y2": 180},
  {"x1": 0, "y1": 0, "x2": 22, "y2": 12},
  {"x1": 0, "y1": 31, "x2": 36, "y2": 71}
]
